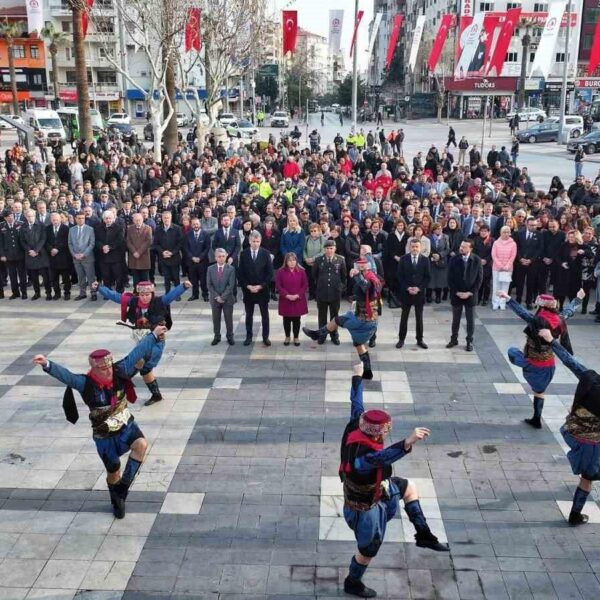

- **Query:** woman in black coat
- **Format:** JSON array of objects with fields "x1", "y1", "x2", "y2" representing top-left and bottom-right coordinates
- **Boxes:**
[
  {"x1": 384, "y1": 218, "x2": 408, "y2": 299},
  {"x1": 473, "y1": 224, "x2": 494, "y2": 305},
  {"x1": 344, "y1": 221, "x2": 361, "y2": 297},
  {"x1": 443, "y1": 217, "x2": 464, "y2": 300},
  {"x1": 554, "y1": 230, "x2": 585, "y2": 310}
]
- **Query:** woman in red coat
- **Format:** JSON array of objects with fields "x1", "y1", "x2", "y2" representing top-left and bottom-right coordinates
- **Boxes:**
[{"x1": 275, "y1": 252, "x2": 309, "y2": 346}]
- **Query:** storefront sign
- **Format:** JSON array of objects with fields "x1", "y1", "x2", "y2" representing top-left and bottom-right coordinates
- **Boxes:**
[
  {"x1": 544, "y1": 81, "x2": 575, "y2": 92},
  {"x1": 485, "y1": 11, "x2": 577, "y2": 27},
  {"x1": 445, "y1": 76, "x2": 519, "y2": 92},
  {"x1": 577, "y1": 78, "x2": 600, "y2": 88},
  {"x1": 0, "y1": 91, "x2": 31, "y2": 103},
  {"x1": 59, "y1": 90, "x2": 78, "y2": 101}
]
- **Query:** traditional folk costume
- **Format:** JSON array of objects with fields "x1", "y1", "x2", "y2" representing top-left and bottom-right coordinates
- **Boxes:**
[
  {"x1": 506, "y1": 294, "x2": 581, "y2": 428},
  {"x1": 304, "y1": 259, "x2": 382, "y2": 380},
  {"x1": 97, "y1": 280, "x2": 188, "y2": 405},
  {"x1": 40, "y1": 333, "x2": 163, "y2": 518},
  {"x1": 339, "y1": 371, "x2": 448, "y2": 598},
  {"x1": 550, "y1": 340, "x2": 600, "y2": 525}
]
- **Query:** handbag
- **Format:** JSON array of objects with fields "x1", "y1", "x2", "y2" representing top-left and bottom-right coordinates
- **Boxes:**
[{"x1": 498, "y1": 271, "x2": 512, "y2": 283}]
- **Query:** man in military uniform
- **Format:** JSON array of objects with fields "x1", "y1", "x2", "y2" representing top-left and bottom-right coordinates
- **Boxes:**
[
  {"x1": 313, "y1": 239, "x2": 347, "y2": 345},
  {"x1": 0, "y1": 211, "x2": 27, "y2": 299}
]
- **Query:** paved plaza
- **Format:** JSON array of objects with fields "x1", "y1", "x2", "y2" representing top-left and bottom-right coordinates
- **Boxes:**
[{"x1": 0, "y1": 291, "x2": 599, "y2": 599}]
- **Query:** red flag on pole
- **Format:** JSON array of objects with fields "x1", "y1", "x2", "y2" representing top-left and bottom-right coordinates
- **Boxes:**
[
  {"x1": 427, "y1": 14, "x2": 453, "y2": 72},
  {"x1": 486, "y1": 8, "x2": 521, "y2": 76},
  {"x1": 385, "y1": 14, "x2": 404, "y2": 69},
  {"x1": 81, "y1": 0, "x2": 95, "y2": 39},
  {"x1": 349, "y1": 10, "x2": 364, "y2": 57},
  {"x1": 282, "y1": 10, "x2": 298, "y2": 55},
  {"x1": 588, "y1": 18, "x2": 600, "y2": 75},
  {"x1": 185, "y1": 8, "x2": 202, "y2": 52}
]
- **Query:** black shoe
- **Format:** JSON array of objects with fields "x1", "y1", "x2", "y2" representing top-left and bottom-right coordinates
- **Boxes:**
[
  {"x1": 211, "y1": 336, "x2": 221, "y2": 346},
  {"x1": 481, "y1": 300, "x2": 488, "y2": 307},
  {"x1": 108, "y1": 484, "x2": 126, "y2": 520},
  {"x1": 64, "y1": 293, "x2": 71, "y2": 301},
  {"x1": 568, "y1": 511, "x2": 589, "y2": 526},
  {"x1": 21, "y1": 293, "x2": 27, "y2": 300},
  {"x1": 524, "y1": 416, "x2": 542, "y2": 429},
  {"x1": 243, "y1": 337, "x2": 252, "y2": 346},
  {"x1": 74, "y1": 293, "x2": 87, "y2": 300},
  {"x1": 435, "y1": 297, "x2": 441, "y2": 304},
  {"x1": 202, "y1": 296, "x2": 209, "y2": 302},
  {"x1": 91, "y1": 293, "x2": 97, "y2": 301},
  {"x1": 417, "y1": 340, "x2": 428, "y2": 349},
  {"x1": 581, "y1": 308, "x2": 587, "y2": 315},
  {"x1": 369, "y1": 338, "x2": 376, "y2": 348},
  {"x1": 446, "y1": 339, "x2": 458, "y2": 348},
  {"x1": 396, "y1": 340, "x2": 404, "y2": 349},
  {"x1": 303, "y1": 326, "x2": 327, "y2": 344},
  {"x1": 45, "y1": 294, "x2": 53, "y2": 301},
  {"x1": 590, "y1": 309, "x2": 598, "y2": 315},
  {"x1": 263, "y1": 338, "x2": 271, "y2": 347},
  {"x1": 188, "y1": 296, "x2": 199, "y2": 301},
  {"x1": 31, "y1": 293, "x2": 40, "y2": 301},
  {"x1": 331, "y1": 334, "x2": 340, "y2": 345},
  {"x1": 144, "y1": 393, "x2": 163, "y2": 406},
  {"x1": 415, "y1": 529, "x2": 450, "y2": 552},
  {"x1": 284, "y1": 338, "x2": 290, "y2": 346},
  {"x1": 294, "y1": 339, "x2": 300, "y2": 346},
  {"x1": 9, "y1": 293, "x2": 19, "y2": 300},
  {"x1": 343, "y1": 577, "x2": 377, "y2": 598},
  {"x1": 227, "y1": 337, "x2": 235, "y2": 346},
  {"x1": 465, "y1": 342, "x2": 473, "y2": 352},
  {"x1": 53, "y1": 294, "x2": 61, "y2": 300}
]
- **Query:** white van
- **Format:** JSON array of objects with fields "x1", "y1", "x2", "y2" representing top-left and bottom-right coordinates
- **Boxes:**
[
  {"x1": 57, "y1": 107, "x2": 105, "y2": 141},
  {"x1": 24, "y1": 108, "x2": 66, "y2": 142}
]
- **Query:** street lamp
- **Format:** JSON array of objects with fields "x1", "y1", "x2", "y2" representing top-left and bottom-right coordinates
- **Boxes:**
[{"x1": 517, "y1": 18, "x2": 540, "y2": 112}]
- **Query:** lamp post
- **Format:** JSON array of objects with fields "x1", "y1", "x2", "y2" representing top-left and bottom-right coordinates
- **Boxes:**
[
  {"x1": 557, "y1": 0, "x2": 572, "y2": 145},
  {"x1": 351, "y1": 0, "x2": 359, "y2": 129},
  {"x1": 518, "y1": 23, "x2": 532, "y2": 112}
]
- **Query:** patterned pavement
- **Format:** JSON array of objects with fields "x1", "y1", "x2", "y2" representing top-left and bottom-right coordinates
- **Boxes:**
[{"x1": 0, "y1": 292, "x2": 599, "y2": 599}]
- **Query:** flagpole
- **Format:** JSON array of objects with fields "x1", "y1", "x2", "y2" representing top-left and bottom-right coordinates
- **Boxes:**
[
  {"x1": 557, "y1": 0, "x2": 572, "y2": 145},
  {"x1": 352, "y1": 0, "x2": 359, "y2": 130}
]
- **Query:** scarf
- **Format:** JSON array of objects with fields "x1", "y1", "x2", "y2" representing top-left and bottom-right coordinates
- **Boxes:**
[{"x1": 362, "y1": 270, "x2": 383, "y2": 319}]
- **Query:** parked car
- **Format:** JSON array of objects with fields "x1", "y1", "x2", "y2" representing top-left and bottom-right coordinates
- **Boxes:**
[
  {"x1": 506, "y1": 107, "x2": 547, "y2": 122},
  {"x1": 190, "y1": 112, "x2": 210, "y2": 126},
  {"x1": 517, "y1": 122, "x2": 560, "y2": 143},
  {"x1": 0, "y1": 115, "x2": 24, "y2": 129},
  {"x1": 217, "y1": 112, "x2": 236, "y2": 126},
  {"x1": 545, "y1": 115, "x2": 584, "y2": 138},
  {"x1": 107, "y1": 122, "x2": 134, "y2": 140},
  {"x1": 270, "y1": 111, "x2": 289, "y2": 127},
  {"x1": 107, "y1": 112, "x2": 130, "y2": 125},
  {"x1": 227, "y1": 119, "x2": 258, "y2": 139},
  {"x1": 567, "y1": 130, "x2": 600, "y2": 154},
  {"x1": 176, "y1": 113, "x2": 187, "y2": 127}
]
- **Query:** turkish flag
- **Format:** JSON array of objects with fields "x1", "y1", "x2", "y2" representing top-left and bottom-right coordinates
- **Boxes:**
[
  {"x1": 385, "y1": 14, "x2": 404, "y2": 69},
  {"x1": 81, "y1": 0, "x2": 95, "y2": 39},
  {"x1": 185, "y1": 8, "x2": 201, "y2": 52},
  {"x1": 350, "y1": 10, "x2": 364, "y2": 57},
  {"x1": 427, "y1": 14, "x2": 453, "y2": 72},
  {"x1": 455, "y1": 15, "x2": 473, "y2": 62},
  {"x1": 588, "y1": 18, "x2": 600, "y2": 75},
  {"x1": 282, "y1": 10, "x2": 298, "y2": 55},
  {"x1": 486, "y1": 8, "x2": 521, "y2": 76}
]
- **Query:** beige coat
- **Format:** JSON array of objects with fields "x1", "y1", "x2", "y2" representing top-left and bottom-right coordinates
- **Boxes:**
[{"x1": 126, "y1": 224, "x2": 152, "y2": 270}]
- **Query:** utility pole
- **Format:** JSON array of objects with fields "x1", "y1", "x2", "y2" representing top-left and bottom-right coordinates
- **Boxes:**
[
  {"x1": 557, "y1": 0, "x2": 572, "y2": 145},
  {"x1": 351, "y1": 0, "x2": 359, "y2": 129},
  {"x1": 518, "y1": 24, "x2": 531, "y2": 112}
]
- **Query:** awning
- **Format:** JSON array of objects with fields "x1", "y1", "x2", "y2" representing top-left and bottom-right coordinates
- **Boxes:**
[{"x1": 127, "y1": 88, "x2": 207, "y2": 101}]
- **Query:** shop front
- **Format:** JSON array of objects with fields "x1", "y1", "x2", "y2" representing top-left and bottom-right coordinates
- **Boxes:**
[
  {"x1": 59, "y1": 89, "x2": 121, "y2": 117},
  {"x1": 574, "y1": 78, "x2": 600, "y2": 114},
  {"x1": 444, "y1": 76, "x2": 519, "y2": 119}
]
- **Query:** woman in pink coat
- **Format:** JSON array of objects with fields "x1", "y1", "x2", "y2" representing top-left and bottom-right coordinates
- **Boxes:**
[
  {"x1": 276, "y1": 252, "x2": 309, "y2": 346},
  {"x1": 491, "y1": 225, "x2": 518, "y2": 310}
]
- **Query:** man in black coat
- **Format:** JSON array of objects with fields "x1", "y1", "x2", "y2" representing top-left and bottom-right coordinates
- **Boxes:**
[
  {"x1": 185, "y1": 217, "x2": 210, "y2": 301},
  {"x1": 539, "y1": 218, "x2": 565, "y2": 294},
  {"x1": 153, "y1": 210, "x2": 183, "y2": 293},
  {"x1": 46, "y1": 213, "x2": 73, "y2": 300},
  {"x1": 238, "y1": 231, "x2": 274, "y2": 346},
  {"x1": 0, "y1": 212, "x2": 27, "y2": 299},
  {"x1": 211, "y1": 214, "x2": 241, "y2": 265},
  {"x1": 446, "y1": 239, "x2": 483, "y2": 351},
  {"x1": 313, "y1": 240, "x2": 347, "y2": 344},
  {"x1": 19, "y1": 209, "x2": 52, "y2": 300},
  {"x1": 95, "y1": 210, "x2": 126, "y2": 291},
  {"x1": 396, "y1": 237, "x2": 430, "y2": 349},
  {"x1": 514, "y1": 217, "x2": 544, "y2": 308}
]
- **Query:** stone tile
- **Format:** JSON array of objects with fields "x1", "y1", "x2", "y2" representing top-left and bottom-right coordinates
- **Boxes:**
[
  {"x1": 212, "y1": 378, "x2": 242, "y2": 389},
  {"x1": 34, "y1": 559, "x2": 91, "y2": 589},
  {"x1": 160, "y1": 492, "x2": 205, "y2": 515},
  {"x1": 556, "y1": 501, "x2": 600, "y2": 523},
  {"x1": 8, "y1": 533, "x2": 61, "y2": 559},
  {"x1": 494, "y1": 383, "x2": 526, "y2": 395},
  {"x1": 0, "y1": 558, "x2": 46, "y2": 587}
]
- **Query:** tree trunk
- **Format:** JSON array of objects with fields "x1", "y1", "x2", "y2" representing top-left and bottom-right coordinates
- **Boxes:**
[
  {"x1": 51, "y1": 47, "x2": 60, "y2": 106},
  {"x1": 71, "y1": 1, "x2": 93, "y2": 141},
  {"x1": 7, "y1": 43, "x2": 19, "y2": 114},
  {"x1": 163, "y1": 53, "x2": 177, "y2": 156}
]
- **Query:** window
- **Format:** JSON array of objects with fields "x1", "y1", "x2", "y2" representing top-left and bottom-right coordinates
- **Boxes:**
[
  {"x1": 32, "y1": 74, "x2": 42, "y2": 85},
  {"x1": 529, "y1": 52, "x2": 536, "y2": 63},
  {"x1": 30, "y1": 45, "x2": 39, "y2": 59},
  {"x1": 506, "y1": 2, "x2": 520, "y2": 7},
  {"x1": 96, "y1": 70, "x2": 117, "y2": 84},
  {"x1": 555, "y1": 52, "x2": 565, "y2": 62},
  {"x1": 479, "y1": 2, "x2": 493, "y2": 9},
  {"x1": 96, "y1": 18, "x2": 115, "y2": 34},
  {"x1": 61, "y1": 21, "x2": 71, "y2": 33},
  {"x1": 65, "y1": 47, "x2": 71, "y2": 60},
  {"x1": 584, "y1": 33, "x2": 594, "y2": 49},
  {"x1": 65, "y1": 71, "x2": 77, "y2": 84},
  {"x1": 505, "y1": 52, "x2": 518, "y2": 62},
  {"x1": 99, "y1": 47, "x2": 114, "y2": 59},
  {"x1": 533, "y1": 3, "x2": 548, "y2": 10},
  {"x1": 12, "y1": 45, "x2": 25, "y2": 59}
]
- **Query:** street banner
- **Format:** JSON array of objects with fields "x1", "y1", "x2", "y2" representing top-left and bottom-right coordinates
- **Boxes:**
[
  {"x1": 25, "y1": 0, "x2": 44, "y2": 35},
  {"x1": 282, "y1": 10, "x2": 298, "y2": 55},
  {"x1": 184, "y1": 8, "x2": 201, "y2": 53},
  {"x1": 486, "y1": 8, "x2": 521, "y2": 75},
  {"x1": 454, "y1": 11, "x2": 485, "y2": 78},
  {"x1": 427, "y1": 14, "x2": 453, "y2": 72},
  {"x1": 529, "y1": 0, "x2": 567, "y2": 79},
  {"x1": 81, "y1": 0, "x2": 95, "y2": 38},
  {"x1": 408, "y1": 14, "x2": 426, "y2": 72},
  {"x1": 350, "y1": 10, "x2": 364, "y2": 57},
  {"x1": 385, "y1": 14, "x2": 404, "y2": 69},
  {"x1": 367, "y1": 12, "x2": 383, "y2": 58},
  {"x1": 328, "y1": 9, "x2": 344, "y2": 54},
  {"x1": 588, "y1": 18, "x2": 600, "y2": 75}
]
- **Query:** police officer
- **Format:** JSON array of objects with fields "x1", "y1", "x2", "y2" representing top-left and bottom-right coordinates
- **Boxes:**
[
  {"x1": 0, "y1": 212, "x2": 27, "y2": 299},
  {"x1": 313, "y1": 239, "x2": 347, "y2": 345}
]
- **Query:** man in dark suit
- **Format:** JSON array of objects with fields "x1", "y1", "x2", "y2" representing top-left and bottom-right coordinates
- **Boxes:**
[
  {"x1": 212, "y1": 214, "x2": 241, "y2": 266},
  {"x1": 153, "y1": 210, "x2": 184, "y2": 294},
  {"x1": 19, "y1": 209, "x2": 52, "y2": 300},
  {"x1": 0, "y1": 212, "x2": 27, "y2": 299},
  {"x1": 238, "y1": 231, "x2": 274, "y2": 346},
  {"x1": 396, "y1": 237, "x2": 430, "y2": 349},
  {"x1": 446, "y1": 239, "x2": 483, "y2": 351},
  {"x1": 185, "y1": 217, "x2": 211, "y2": 301},
  {"x1": 207, "y1": 247, "x2": 237, "y2": 345},
  {"x1": 514, "y1": 217, "x2": 544, "y2": 308},
  {"x1": 46, "y1": 213, "x2": 72, "y2": 300},
  {"x1": 95, "y1": 210, "x2": 126, "y2": 291}
]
